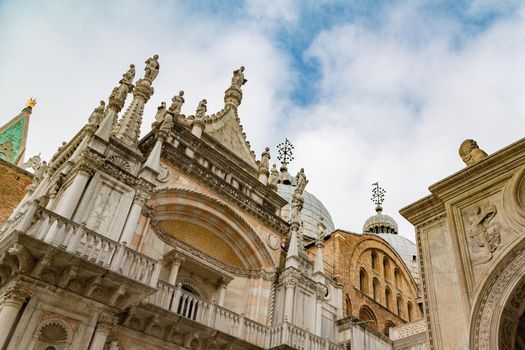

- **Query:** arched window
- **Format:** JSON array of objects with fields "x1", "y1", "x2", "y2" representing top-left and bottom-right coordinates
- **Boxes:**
[
  {"x1": 385, "y1": 287, "x2": 392, "y2": 310},
  {"x1": 371, "y1": 250, "x2": 379, "y2": 271},
  {"x1": 397, "y1": 295, "x2": 403, "y2": 317},
  {"x1": 383, "y1": 256, "x2": 391, "y2": 280},
  {"x1": 407, "y1": 301, "x2": 414, "y2": 322},
  {"x1": 394, "y1": 269, "x2": 401, "y2": 288},
  {"x1": 358, "y1": 305, "x2": 377, "y2": 331},
  {"x1": 359, "y1": 268, "x2": 369, "y2": 294},
  {"x1": 345, "y1": 294, "x2": 352, "y2": 317},
  {"x1": 373, "y1": 278, "x2": 380, "y2": 302},
  {"x1": 383, "y1": 320, "x2": 396, "y2": 336}
]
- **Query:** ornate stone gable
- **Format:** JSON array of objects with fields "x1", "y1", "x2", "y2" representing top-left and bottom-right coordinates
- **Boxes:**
[{"x1": 203, "y1": 107, "x2": 258, "y2": 169}]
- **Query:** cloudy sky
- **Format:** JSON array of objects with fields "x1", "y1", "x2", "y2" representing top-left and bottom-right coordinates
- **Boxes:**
[{"x1": 1, "y1": 0, "x2": 524, "y2": 242}]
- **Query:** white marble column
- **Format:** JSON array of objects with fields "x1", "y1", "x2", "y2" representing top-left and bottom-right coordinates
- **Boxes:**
[
  {"x1": 217, "y1": 283, "x2": 228, "y2": 307},
  {"x1": 0, "y1": 288, "x2": 28, "y2": 348},
  {"x1": 168, "y1": 257, "x2": 184, "y2": 286},
  {"x1": 54, "y1": 167, "x2": 92, "y2": 219},
  {"x1": 89, "y1": 314, "x2": 116, "y2": 350},
  {"x1": 119, "y1": 193, "x2": 146, "y2": 245},
  {"x1": 315, "y1": 295, "x2": 323, "y2": 336},
  {"x1": 283, "y1": 280, "x2": 295, "y2": 322}
]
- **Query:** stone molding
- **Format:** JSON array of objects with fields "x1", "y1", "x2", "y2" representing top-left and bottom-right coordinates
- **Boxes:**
[
  {"x1": 389, "y1": 319, "x2": 427, "y2": 341},
  {"x1": 470, "y1": 238, "x2": 525, "y2": 350}
]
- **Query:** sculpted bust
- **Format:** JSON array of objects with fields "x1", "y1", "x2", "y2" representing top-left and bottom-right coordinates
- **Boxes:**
[{"x1": 459, "y1": 139, "x2": 488, "y2": 166}]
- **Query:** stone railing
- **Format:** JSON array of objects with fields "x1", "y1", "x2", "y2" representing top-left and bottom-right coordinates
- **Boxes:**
[
  {"x1": 146, "y1": 281, "x2": 269, "y2": 348},
  {"x1": 5, "y1": 204, "x2": 160, "y2": 287},
  {"x1": 389, "y1": 319, "x2": 427, "y2": 341},
  {"x1": 147, "y1": 281, "x2": 342, "y2": 349}
]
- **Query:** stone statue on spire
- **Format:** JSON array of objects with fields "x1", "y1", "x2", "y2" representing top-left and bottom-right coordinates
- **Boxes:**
[
  {"x1": 231, "y1": 66, "x2": 247, "y2": 89},
  {"x1": 195, "y1": 99, "x2": 207, "y2": 120},
  {"x1": 169, "y1": 91, "x2": 185, "y2": 115},
  {"x1": 295, "y1": 168, "x2": 308, "y2": 194},
  {"x1": 260, "y1": 147, "x2": 271, "y2": 170},
  {"x1": 122, "y1": 64, "x2": 135, "y2": 84},
  {"x1": 152, "y1": 102, "x2": 167, "y2": 128},
  {"x1": 108, "y1": 65, "x2": 135, "y2": 114},
  {"x1": 88, "y1": 101, "x2": 106, "y2": 126},
  {"x1": 144, "y1": 55, "x2": 160, "y2": 83},
  {"x1": 268, "y1": 164, "x2": 278, "y2": 190}
]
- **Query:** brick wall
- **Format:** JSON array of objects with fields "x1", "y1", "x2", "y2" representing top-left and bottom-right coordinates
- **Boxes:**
[
  {"x1": 0, "y1": 159, "x2": 32, "y2": 224},
  {"x1": 308, "y1": 230, "x2": 423, "y2": 336}
]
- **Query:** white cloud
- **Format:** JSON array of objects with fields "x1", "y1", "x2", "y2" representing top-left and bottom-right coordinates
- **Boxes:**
[
  {"x1": 0, "y1": 0, "x2": 292, "y2": 163},
  {"x1": 1, "y1": 0, "x2": 524, "y2": 243},
  {"x1": 288, "y1": 2, "x2": 525, "y2": 240}
]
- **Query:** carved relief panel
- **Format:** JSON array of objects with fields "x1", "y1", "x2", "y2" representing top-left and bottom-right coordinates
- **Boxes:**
[{"x1": 73, "y1": 172, "x2": 134, "y2": 241}]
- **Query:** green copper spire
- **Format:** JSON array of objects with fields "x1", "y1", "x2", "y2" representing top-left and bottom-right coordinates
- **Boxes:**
[{"x1": 0, "y1": 99, "x2": 34, "y2": 166}]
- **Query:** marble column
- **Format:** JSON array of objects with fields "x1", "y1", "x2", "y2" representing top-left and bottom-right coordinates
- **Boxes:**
[
  {"x1": 217, "y1": 283, "x2": 228, "y2": 307},
  {"x1": 0, "y1": 288, "x2": 28, "y2": 348},
  {"x1": 283, "y1": 280, "x2": 295, "y2": 323},
  {"x1": 168, "y1": 257, "x2": 184, "y2": 286},
  {"x1": 54, "y1": 167, "x2": 92, "y2": 219},
  {"x1": 119, "y1": 193, "x2": 146, "y2": 245},
  {"x1": 315, "y1": 294, "x2": 323, "y2": 336},
  {"x1": 89, "y1": 314, "x2": 116, "y2": 350}
]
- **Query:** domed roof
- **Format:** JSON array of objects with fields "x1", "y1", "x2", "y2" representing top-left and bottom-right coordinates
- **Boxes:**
[
  {"x1": 363, "y1": 207, "x2": 398, "y2": 234},
  {"x1": 277, "y1": 183, "x2": 335, "y2": 240},
  {"x1": 377, "y1": 233, "x2": 419, "y2": 279}
]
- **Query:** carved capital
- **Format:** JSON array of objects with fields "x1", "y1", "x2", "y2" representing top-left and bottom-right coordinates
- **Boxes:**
[
  {"x1": 96, "y1": 312, "x2": 118, "y2": 334},
  {"x1": 1, "y1": 286, "x2": 29, "y2": 308}
]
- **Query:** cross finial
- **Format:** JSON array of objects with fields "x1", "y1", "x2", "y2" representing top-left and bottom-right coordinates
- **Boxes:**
[
  {"x1": 371, "y1": 182, "x2": 386, "y2": 212},
  {"x1": 277, "y1": 138, "x2": 294, "y2": 167}
]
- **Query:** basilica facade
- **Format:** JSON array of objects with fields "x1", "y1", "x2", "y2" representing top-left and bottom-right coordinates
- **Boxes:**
[{"x1": 0, "y1": 57, "x2": 431, "y2": 350}]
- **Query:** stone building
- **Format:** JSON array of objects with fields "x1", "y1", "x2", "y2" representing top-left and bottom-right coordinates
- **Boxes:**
[
  {"x1": 0, "y1": 58, "x2": 430, "y2": 350},
  {"x1": 304, "y1": 193, "x2": 423, "y2": 343},
  {"x1": 401, "y1": 138, "x2": 525, "y2": 350}
]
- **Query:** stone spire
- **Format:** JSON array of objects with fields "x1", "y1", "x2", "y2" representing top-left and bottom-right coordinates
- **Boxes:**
[
  {"x1": 0, "y1": 99, "x2": 34, "y2": 166},
  {"x1": 285, "y1": 169, "x2": 308, "y2": 269},
  {"x1": 114, "y1": 55, "x2": 159, "y2": 147},
  {"x1": 93, "y1": 65, "x2": 135, "y2": 146},
  {"x1": 314, "y1": 216, "x2": 326, "y2": 275}
]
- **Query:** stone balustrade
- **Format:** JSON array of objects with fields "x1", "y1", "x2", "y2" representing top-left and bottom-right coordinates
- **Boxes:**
[
  {"x1": 4, "y1": 204, "x2": 160, "y2": 287},
  {"x1": 147, "y1": 281, "x2": 342, "y2": 349}
]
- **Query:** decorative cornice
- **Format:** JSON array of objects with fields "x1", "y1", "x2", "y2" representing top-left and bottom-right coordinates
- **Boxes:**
[{"x1": 153, "y1": 139, "x2": 288, "y2": 234}]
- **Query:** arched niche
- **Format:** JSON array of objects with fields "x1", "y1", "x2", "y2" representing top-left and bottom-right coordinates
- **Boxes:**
[{"x1": 149, "y1": 188, "x2": 275, "y2": 271}]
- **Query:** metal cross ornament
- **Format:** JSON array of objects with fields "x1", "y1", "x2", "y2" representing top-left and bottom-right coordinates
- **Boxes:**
[
  {"x1": 371, "y1": 182, "x2": 386, "y2": 208},
  {"x1": 277, "y1": 138, "x2": 294, "y2": 166}
]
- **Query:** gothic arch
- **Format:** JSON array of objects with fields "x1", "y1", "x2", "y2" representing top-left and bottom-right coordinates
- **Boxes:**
[
  {"x1": 150, "y1": 188, "x2": 275, "y2": 271},
  {"x1": 469, "y1": 237, "x2": 525, "y2": 350}
]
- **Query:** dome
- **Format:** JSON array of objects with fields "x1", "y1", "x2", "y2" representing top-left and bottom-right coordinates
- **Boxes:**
[
  {"x1": 277, "y1": 183, "x2": 335, "y2": 240},
  {"x1": 377, "y1": 233, "x2": 419, "y2": 279},
  {"x1": 363, "y1": 207, "x2": 398, "y2": 234}
]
